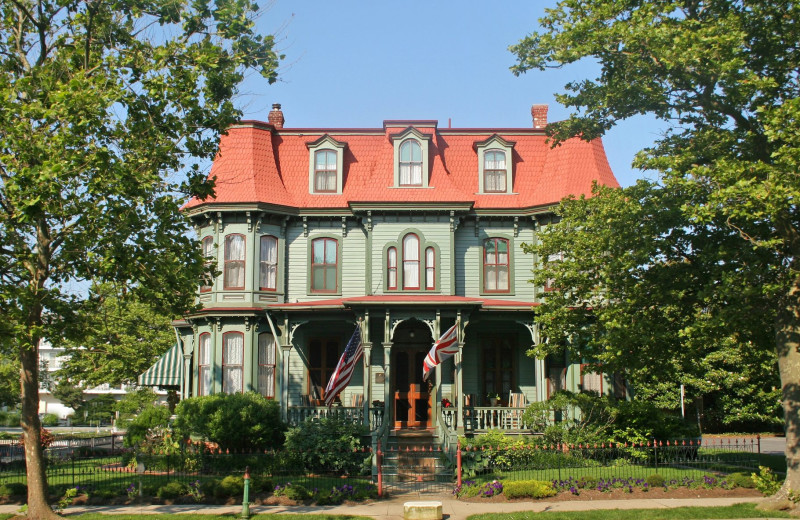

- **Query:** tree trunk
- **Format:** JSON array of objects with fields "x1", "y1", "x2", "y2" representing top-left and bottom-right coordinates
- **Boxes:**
[
  {"x1": 19, "y1": 342, "x2": 60, "y2": 520},
  {"x1": 762, "y1": 271, "x2": 800, "y2": 509}
]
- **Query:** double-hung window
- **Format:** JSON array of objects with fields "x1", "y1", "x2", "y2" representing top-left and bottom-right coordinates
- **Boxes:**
[
  {"x1": 259, "y1": 235, "x2": 278, "y2": 290},
  {"x1": 314, "y1": 150, "x2": 337, "y2": 192},
  {"x1": 198, "y1": 333, "x2": 211, "y2": 396},
  {"x1": 387, "y1": 247, "x2": 398, "y2": 290},
  {"x1": 200, "y1": 236, "x2": 214, "y2": 292},
  {"x1": 222, "y1": 332, "x2": 243, "y2": 394},
  {"x1": 484, "y1": 238, "x2": 510, "y2": 292},
  {"x1": 399, "y1": 140, "x2": 422, "y2": 186},
  {"x1": 224, "y1": 234, "x2": 245, "y2": 290},
  {"x1": 402, "y1": 234, "x2": 420, "y2": 289},
  {"x1": 311, "y1": 238, "x2": 338, "y2": 293},
  {"x1": 484, "y1": 150, "x2": 507, "y2": 192},
  {"x1": 258, "y1": 333, "x2": 276, "y2": 398},
  {"x1": 425, "y1": 247, "x2": 435, "y2": 290}
]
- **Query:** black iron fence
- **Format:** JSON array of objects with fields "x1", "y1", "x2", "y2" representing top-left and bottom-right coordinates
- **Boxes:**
[{"x1": 0, "y1": 436, "x2": 765, "y2": 499}]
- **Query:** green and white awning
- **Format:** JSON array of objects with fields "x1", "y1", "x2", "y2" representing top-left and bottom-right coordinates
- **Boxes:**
[{"x1": 138, "y1": 343, "x2": 183, "y2": 387}]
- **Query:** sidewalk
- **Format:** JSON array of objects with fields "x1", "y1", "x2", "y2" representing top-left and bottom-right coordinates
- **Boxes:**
[{"x1": 0, "y1": 495, "x2": 781, "y2": 520}]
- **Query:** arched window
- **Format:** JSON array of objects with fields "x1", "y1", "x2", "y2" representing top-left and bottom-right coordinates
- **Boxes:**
[
  {"x1": 399, "y1": 140, "x2": 422, "y2": 186},
  {"x1": 198, "y1": 333, "x2": 211, "y2": 396},
  {"x1": 484, "y1": 150, "x2": 507, "y2": 192},
  {"x1": 311, "y1": 237, "x2": 338, "y2": 293},
  {"x1": 402, "y1": 233, "x2": 420, "y2": 289},
  {"x1": 314, "y1": 150, "x2": 337, "y2": 192},
  {"x1": 484, "y1": 238, "x2": 510, "y2": 292},
  {"x1": 224, "y1": 234, "x2": 245, "y2": 290},
  {"x1": 259, "y1": 235, "x2": 278, "y2": 290},
  {"x1": 425, "y1": 247, "x2": 435, "y2": 290},
  {"x1": 200, "y1": 236, "x2": 214, "y2": 292},
  {"x1": 258, "y1": 333, "x2": 276, "y2": 398},
  {"x1": 222, "y1": 332, "x2": 243, "y2": 394},
  {"x1": 387, "y1": 246, "x2": 397, "y2": 290}
]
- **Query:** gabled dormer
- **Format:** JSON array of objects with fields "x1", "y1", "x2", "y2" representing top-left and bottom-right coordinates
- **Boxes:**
[
  {"x1": 306, "y1": 135, "x2": 347, "y2": 195},
  {"x1": 474, "y1": 134, "x2": 516, "y2": 195},
  {"x1": 390, "y1": 126, "x2": 433, "y2": 188}
]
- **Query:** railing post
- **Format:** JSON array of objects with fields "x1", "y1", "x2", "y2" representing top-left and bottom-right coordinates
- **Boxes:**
[
  {"x1": 757, "y1": 434, "x2": 761, "y2": 455},
  {"x1": 377, "y1": 440, "x2": 383, "y2": 497},
  {"x1": 456, "y1": 440, "x2": 462, "y2": 488},
  {"x1": 241, "y1": 466, "x2": 251, "y2": 519}
]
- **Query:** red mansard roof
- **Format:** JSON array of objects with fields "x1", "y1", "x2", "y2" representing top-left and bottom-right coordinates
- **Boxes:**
[{"x1": 184, "y1": 116, "x2": 618, "y2": 212}]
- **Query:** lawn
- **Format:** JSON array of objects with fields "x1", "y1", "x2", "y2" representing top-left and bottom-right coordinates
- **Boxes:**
[{"x1": 467, "y1": 503, "x2": 792, "y2": 520}]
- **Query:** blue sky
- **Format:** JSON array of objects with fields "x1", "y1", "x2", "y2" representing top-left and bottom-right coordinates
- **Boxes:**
[{"x1": 235, "y1": 1, "x2": 666, "y2": 188}]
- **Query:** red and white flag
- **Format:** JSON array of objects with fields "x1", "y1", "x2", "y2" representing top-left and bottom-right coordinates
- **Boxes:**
[
  {"x1": 324, "y1": 326, "x2": 363, "y2": 407},
  {"x1": 423, "y1": 320, "x2": 460, "y2": 381}
]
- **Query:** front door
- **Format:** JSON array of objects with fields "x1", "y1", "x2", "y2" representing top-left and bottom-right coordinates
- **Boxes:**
[{"x1": 392, "y1": 348, "x2": 432, "y2": 429}]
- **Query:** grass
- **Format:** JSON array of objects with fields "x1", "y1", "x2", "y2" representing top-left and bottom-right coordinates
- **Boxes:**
[{"x1": 467, "y1": 503, "x2": 793, "y2": 520}]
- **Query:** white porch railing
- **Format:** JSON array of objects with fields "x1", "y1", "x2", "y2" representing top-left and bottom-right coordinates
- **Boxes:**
[
  {"x1": 287, "y1": 406, "x2": 384, "y2": 431},
  {"x1": 442, "y1": 406, "x2": 531, "y2": 432}
]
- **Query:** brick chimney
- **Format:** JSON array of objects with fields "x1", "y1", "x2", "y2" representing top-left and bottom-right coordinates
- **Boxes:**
[
  {"x1": 268, "y1": 103, "x2": 285, "y2": 129},
  {"x1": 531, "y1": 104, "x2": 548, "y2": 129}
]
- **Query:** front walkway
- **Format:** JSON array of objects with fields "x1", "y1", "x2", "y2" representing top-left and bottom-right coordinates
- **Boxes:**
[{"x1": 0, "y1": 496, "x2": 775, "y2": 520}]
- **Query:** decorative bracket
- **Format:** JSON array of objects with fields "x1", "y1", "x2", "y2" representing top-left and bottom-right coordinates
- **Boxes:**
[
  {"x1": 244, "y1": 317, "x2": 251, "y2": 331},
  {"x1": 215, "y1": 317, "x2": 223, "y2": 332},
  {"x1": 366, "y1": 211, "x2": 373, "y2": 232},
  {"x1": 449, "y1": 211, "x2": 460, "y2": 233},
  {"x1": 246, "y1": 211, "x2": 253, "y2": 232},
  {"x1": 474, "y1": 216, "x2": 481, "y2": 237},
  {"x1": 514, "y1": 216, "x2": 519, "y2": 237},
  {"x1": 216, "y1": 212, "x2": 224, "y2": 234},
  {"x1": 342, "y1": 217, "x2": 348, "y2": 237},
  {"x1": 302, "y1": 216, "x2": 308, "y2": 237},
  {"x1": 282, "y1": 216, "x2": 290, "y2": 238},
  {"x1": 516, "y1": 320, "x2": 537, "y2": 344}
]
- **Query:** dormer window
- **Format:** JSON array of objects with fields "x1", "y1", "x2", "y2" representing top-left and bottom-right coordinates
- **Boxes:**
[
  {"x1": 307, "y1": 135, "x2": 346, "y2": 194},
  {"x1": 391, "y1": 127, "x2": 432, "y2": 188},
  {"x1": 399, "y1": 140, "x2": 422, "y2": 186},
  {"x1": 475, "y1": 135, "x2": 515, "y2": 195}
]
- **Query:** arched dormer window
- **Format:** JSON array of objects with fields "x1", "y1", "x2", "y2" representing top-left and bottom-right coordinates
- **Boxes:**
[
  {"x1": 475, "y1": 135, "x2": 515, "y2": 195},
  {"x1": 391, "y1": 127, "x2": 432, "y2": 188},
  {"x1": 306, "y1": 135, "x2": 347, "y2": 194},
  {"x1": 399, "y1": 140, "x2": 422, "y2": 186}
]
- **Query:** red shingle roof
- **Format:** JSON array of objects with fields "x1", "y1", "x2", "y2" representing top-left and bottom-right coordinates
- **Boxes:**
[{"x1": 184, "y1": 119, "x2": 618, "y2": 211}]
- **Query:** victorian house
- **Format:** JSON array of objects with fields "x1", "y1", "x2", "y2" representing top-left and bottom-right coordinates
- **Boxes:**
[{"x1": 145, "y1": 104, "x2": 620, "y2": 444}]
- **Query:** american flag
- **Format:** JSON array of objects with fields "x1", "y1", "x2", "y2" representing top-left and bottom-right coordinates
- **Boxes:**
[
  {"x1": 324, "y1": 326, "x2": 363, "y2": 407},
  {"x1": 423, "y1": 320, "x2": 460, "y2": 381}
]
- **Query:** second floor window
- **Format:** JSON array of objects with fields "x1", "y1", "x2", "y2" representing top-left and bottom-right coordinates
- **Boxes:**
[
  {"x1": 484, "y1": 238, "x2": 510, "y2": 292},
  {"x1": 198, "y1": 333, "x2": 211, "y2": 396},
  {"x1": 259, "y1": 235, "x2": 278, "y2": 290},
  {"x1": 425, "y1": 247, "x2": 435, "y2": 290},
  {"x1": 387, "y1": 247, "x2": 397, "y2": 290},
  {"x1": 484, "y1": 150, "x2": 507, "y2": 192},
  {"x1": 311, "y1": 238, "x2": 338, "y2": 293},
  {"x1": 201, "y1": 236, "x2": 214, "y2": 292},
  {"x1": 258, "y1": 333, "x2": 276, "y2": 398},
  {"x1": 224, "y1": 234, "x2": 245, "y2": 290},
  {"x1": 399, "y1": 140, "x2": 422, "y2": 186},
  {"x1": 402, "y1": 233, "x2": 420, "y2": 289},
  {"x1": 222, "y1": 332, "x2": 243, "y2": 394},
  {"x1": 314, "y1": 150, "x2": 337, "y2": 192}
]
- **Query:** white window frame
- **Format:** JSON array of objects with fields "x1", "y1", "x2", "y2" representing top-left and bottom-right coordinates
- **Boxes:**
[
  {"x1": 475, "y1": 134, "x2": 515, "y2": 195},
  {"x1": 306, "y1": 135, "x2": 347, "y2": 194},
  {"x1": 391, "y1": 127, "x2": 431, "y2": 188}
]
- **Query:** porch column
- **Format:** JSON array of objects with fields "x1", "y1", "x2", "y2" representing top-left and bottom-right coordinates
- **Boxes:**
[
  {"x1": 535, "y1": 354, "x2": 546, "y2": 402},
  {"x1": 362, "y1": 342, "x2": 372, "y2": 426},
  {"x1": 456, "y1": 342, "x2": 464, "y2": 431},
  {"x1": 281, "y1": 344, "x2": 291, "y2": 421},
  {"x1": 182, "y1": 353, "x2": 191, "y2": 400},
  {"x1": 382, "y1": 341, "x2": 392, "y2": 425}
]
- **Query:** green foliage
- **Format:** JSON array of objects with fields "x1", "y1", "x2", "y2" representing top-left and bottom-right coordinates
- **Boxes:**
[
  {"x1": 645, "y1": 474, "x2": 665, "y2": 488},
  {"x1": 173, "y1": 392, "x2": 285, "y2": 452},
  {"x1": 0, "y1": 411, "x2": 20, "y2": 428},
  {"x1": 274, "y1": 483, "x2": 311, "y2": 501},
  {"x1": 752, "y1": 466, "x2": 783, "y2": 496},
  {"x1": 0, "y1": 483, "x2": 26, "y2": 497},
  {"x1": 40, "y1": 413, "x2": 59, "y2": 427},
  {"x1": 73, "y1": 394, "x2": 116, "y2": 425},
  {"x1": 61, "y1": 284, "x2": 178, "y2": 388},
  {"x1": 52, "y1": 381, "x2": 85, "y2": 411},
  {"x1": 0, "y1": 361, "x2": 20, "y2": 408},
  {"x1": 213, "y1": 476, "x2": 244, "y2": 498},
  {"x1": 577, "y1": 475, "x2": 599, "y2": 489},
  {"x1": 124, "y1": 405, "x2": 172, "y2": 448},
  {"x1": 156, "y1": 481, "x2": 187, "y2": 500},
  {"x1": 115, "y1": 387, "x2": 158, "y2": 422},
  {"x1": 728, "y1": 472, "x2": 755, "y2": 489},
  {"x1": 283, "y1": 417, "x2": 370, "y2": 476},
  {"x1": 503, "y1": 480, "x2": 557, "y2": 499}
]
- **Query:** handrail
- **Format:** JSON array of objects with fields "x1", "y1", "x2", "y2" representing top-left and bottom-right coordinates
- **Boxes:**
[{"x1": 286, "y1": 406, "x2": 384, "y2": 431}]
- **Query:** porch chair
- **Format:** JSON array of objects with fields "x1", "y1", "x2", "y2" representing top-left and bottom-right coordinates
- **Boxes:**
[
  {"x1": 506, "y1": 392, "x2": 526, "y2": 430},
  {"x1": 349, "y1": 393, "x2": 364, "y2": 408},
  {"x1": 462, "y1": 394, "x2": 476, "y2": 434}
]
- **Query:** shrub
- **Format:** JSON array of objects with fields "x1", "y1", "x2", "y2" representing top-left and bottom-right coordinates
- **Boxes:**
[
  {"x1": 577, "y1": 475, "x2": 598, "y2": 489},
  {"x1": 274, "y1": 483, "x2": 311, "y2": 501},
  {"x1": 173, "y1": 392, "x2": 286, "y2": 452},
  {"x1": 250, "y1": 476, "x2": 273, "y2": 494},
  {"x1": 503, "y1": 480, "x2": 557, "y2": 499},
  {"x1": 0, "y1": 482, "x2": 26, "y2": 497},
  {"x1": 200, "y1": 479, "x2": 219, "y2": 497},
  {"x1": 729, "y1": 472, "x2": 755, "y2": 489},
  {"x1": 0, "y1": 411, "x2": 20, "y2": 427},
  {"x1": 283, "y1": 417, "x2": 369, "y2": 475},
  {"x1": 752, "y1": 466, "x2": 782, "y2": 496},
  {"x1": 124, "y1": 405, "x2": 171, "y2": 448},
  {"x1": 646, "y1": 474, "x2": 666, "y2": 488},
  {"x1": 453, "y1": 480, "x2": 504, "y2": 498},
  {"x1": 41, "y1": 413, "x2": 59, "y2": 427},
  {"x1": 214, "y1": 476, "x2": 244, "y2": 498},
  {"x1": 156, "y1": 481, "x2": 187, "y2": 500}
]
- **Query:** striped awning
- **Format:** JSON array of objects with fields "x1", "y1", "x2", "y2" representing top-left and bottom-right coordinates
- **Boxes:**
[{"x1": 138, "y1": 343, "x2": 183, "y2": 387}]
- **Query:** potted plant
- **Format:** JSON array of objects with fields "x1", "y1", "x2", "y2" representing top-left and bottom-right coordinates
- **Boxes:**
[{"x1": 486, "y1": 393, "x2": 501, "y2": 406}]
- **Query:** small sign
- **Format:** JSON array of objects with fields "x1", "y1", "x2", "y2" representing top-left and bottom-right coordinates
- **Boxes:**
[{"x1": 375, "y1": 373, "x2": 385, "y2": 384}]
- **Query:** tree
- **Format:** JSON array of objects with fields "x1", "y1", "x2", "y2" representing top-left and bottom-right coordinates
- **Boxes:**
[
  {"x1": 52, "y1": 380, "x2": 84, "y2": 412},
  {"x1": 59, "y1": 284, "x2": 176, "y2": 388},
  {"x1": 0, "y1": 359, "x2": 21, "y2": 409},
  {"x1": 0, "y1": 0, "x2": 281, "y2": 517},
  {"x1": 511, "y1": 0, "x2": 800, "y2": 503}
]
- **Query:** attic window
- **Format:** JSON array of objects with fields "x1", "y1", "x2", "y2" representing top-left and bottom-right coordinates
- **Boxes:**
[
  {"x1": 475, "y1": 135, "x2": 515, "y2": 195},
  {"x1": 307, "y1": 135, "x2": 347, "y2": 195},
  {"x1": 391, "y1": 127, "x2": 432, "y2": 188}
]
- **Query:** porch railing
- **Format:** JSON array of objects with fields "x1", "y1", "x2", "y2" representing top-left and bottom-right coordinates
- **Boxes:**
[
  {"x1": 287, "y1": 406, "x2": 384, "y2": 431},
  {"x1": 443, "y1": 406, "x2": 531, "y2": 433}
]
